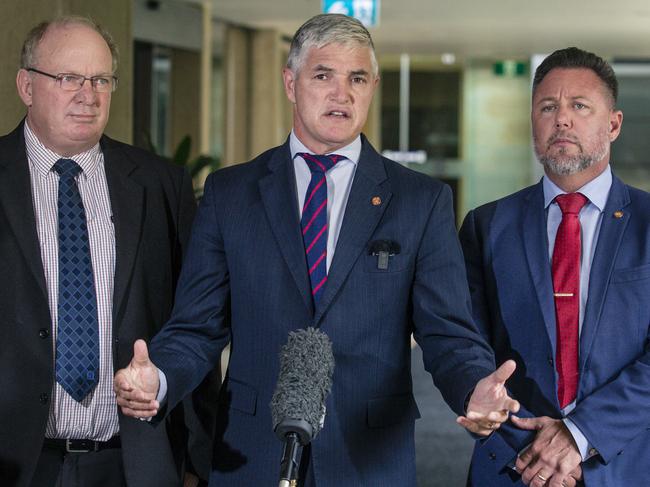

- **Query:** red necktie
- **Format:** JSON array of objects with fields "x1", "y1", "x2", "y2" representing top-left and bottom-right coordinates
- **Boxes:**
[{"x1": 552, "y1": 192, "x2": 588, "y2": 409}]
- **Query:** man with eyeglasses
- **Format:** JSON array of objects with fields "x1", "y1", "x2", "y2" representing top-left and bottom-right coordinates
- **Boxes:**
[{"x1": 0, "y1": 16, "x2": 216, "y2": 487}]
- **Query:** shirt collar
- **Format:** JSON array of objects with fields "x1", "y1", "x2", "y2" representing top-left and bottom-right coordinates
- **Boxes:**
[
  {"x1": 543, "y1": 165, "x2": 612, "y2": 212},
  {"x1": 24, "y1": 120, "x2": 103, "y2": 179},
  {"x1": 289, "y1": 130, "x2": 361, "y2": 165}
]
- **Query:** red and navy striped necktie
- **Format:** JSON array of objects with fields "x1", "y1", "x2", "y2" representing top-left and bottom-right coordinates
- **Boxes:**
[{"x1": 298, "y1": 152, "x2": 344, "y2": 305}]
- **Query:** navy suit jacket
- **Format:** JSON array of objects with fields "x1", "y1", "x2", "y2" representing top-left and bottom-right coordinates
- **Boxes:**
[
  {"x1": 150, "y1": 136, "x2": 495, "y2": 486},
  {"x1": 460, "y1": 176, "x2": 650, "y2": 486}
]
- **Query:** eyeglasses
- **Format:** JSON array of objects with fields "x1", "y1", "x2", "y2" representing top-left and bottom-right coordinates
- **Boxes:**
[{"x1": 27, "y1": 68, "x2": 118, "y2": 93}]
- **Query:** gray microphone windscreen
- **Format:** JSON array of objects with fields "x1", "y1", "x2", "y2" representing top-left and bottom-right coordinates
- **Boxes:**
[{"x1": 270, "y1": 327, "x2": 335, "y2": 442}]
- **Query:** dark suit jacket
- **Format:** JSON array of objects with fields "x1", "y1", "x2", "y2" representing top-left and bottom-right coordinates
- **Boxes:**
[
  {"x1": 0, "y1": 122, "x2": 216, "y2": 487},
  {"x1": 149, "y1": 135, "x2": 495, "y2": 486},
  {"x1": 460, "y1": 176, "x2": 650, "y2": 486}
]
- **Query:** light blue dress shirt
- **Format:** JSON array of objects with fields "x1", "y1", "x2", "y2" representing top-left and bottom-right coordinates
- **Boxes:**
[
  {"x1": 543, "y1": 165, "x2": 612, "y2": 460},
  {"x1": 290, "y1": 131, "x2": 361, "y2": 271}
]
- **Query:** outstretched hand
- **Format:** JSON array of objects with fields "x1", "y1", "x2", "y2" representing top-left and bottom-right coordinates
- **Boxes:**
[
  {"x1": 457, "y1": 360, "x2": 520, "y2": 436},
  {"x1": 113, "y1": 339, "x2": 161, "y2": 418}
]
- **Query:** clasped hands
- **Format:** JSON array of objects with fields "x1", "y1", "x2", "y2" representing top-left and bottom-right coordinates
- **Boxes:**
[
  {"x1": 456, "y1": 362, "x2": 582, "y2": 486},
  {"x1": 511, "y1": 416, "x2": 582, "y2": 487}
]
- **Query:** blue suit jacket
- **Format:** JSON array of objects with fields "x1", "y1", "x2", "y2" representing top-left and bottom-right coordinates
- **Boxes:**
[
  {"x1": 460, "y1": 176, "x2": 650, "y2": 486},
  {"x1": 149, "y1": 136, "x2": 495, "y2": 486}
]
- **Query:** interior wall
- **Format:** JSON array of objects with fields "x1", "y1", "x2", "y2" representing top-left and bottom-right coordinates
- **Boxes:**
[
  {"x1": 170, "y1": 48, "x2": 201, "y2": 161},
  {"x1": 460, "y1": 59, "x2": 531, "y2": 218}
]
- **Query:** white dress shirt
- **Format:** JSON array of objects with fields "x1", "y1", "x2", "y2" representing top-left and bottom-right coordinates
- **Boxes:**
[{"x1": 25, "y1": 121, "x2": 118, "y2": 441}]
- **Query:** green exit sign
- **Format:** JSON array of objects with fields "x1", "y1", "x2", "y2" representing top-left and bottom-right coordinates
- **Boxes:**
[{"x1": 493, "y1": 60, "x2": 527, "y2": 77}]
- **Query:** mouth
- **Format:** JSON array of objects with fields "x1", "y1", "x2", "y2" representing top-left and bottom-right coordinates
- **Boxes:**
[
  {"x1": 324, "y1": 109, "x2": 350, "y2": 119},
  {"x1": 69, "y1": 114, "x2": 98, "y2": 122},
  {"x1": 552, "y1": 138, "x2": 576, "y2": 145}
]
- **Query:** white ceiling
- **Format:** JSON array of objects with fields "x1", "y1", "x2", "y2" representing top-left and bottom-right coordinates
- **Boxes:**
[{"x1": 202, "y1": 0, "x2": 650, "y2": 60}]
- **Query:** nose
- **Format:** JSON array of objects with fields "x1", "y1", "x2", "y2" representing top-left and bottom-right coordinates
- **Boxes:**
[
  {"x1": 329, "y1": 76, "x2": 351, "y2": 104},
  {"x1": 75, "y1": 78, "x2": 99, "y2": 104},
  {"x1": 554, "y1": 104, "x2": 572, "y2": 129}
]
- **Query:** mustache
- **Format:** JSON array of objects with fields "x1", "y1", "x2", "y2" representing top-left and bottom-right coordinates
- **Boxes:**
[{"x1": 547, "y1": 132, "x2": 579, "y2": 145}]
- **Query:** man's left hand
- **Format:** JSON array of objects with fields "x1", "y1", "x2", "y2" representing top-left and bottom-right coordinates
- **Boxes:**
[
  {"x1": 512, "y1": 415, "x2": 582, "y2": 487},
  {"x1": 456, "y1": 360, "x2": 520, "y2": 436}
]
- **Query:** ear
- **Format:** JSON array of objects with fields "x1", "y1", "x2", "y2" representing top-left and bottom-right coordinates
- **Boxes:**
[
  {"x1": 609, "y1": 109, "x2": 623, "y2": 142},
  {"x1": 282, "y1": 67, "x2": 297, "y2": 104},
  {"x1": 16, "y1": 69, "x2": 33, "y2": 107}
]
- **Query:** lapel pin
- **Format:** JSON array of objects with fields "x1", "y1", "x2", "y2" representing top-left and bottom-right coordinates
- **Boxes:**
[
  {"x1": 613, "y1": 210, "x2": 624, "y2": 219},
  {"x1": 371, "y1": 196, "x2": 382, "y2": 206}
]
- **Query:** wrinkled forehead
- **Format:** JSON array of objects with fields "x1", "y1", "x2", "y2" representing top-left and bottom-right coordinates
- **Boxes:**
[
  {"x1": 300, "y1": 42, "x2": 377, "y2": 73},
  {"x1": 35, "y1": 24, "x2": 113, "y2": 71}
]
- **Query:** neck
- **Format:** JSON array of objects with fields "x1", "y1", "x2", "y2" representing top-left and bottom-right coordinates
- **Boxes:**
[{"x1": 545, "y1": 160, "x2": 608, "y2": 193}]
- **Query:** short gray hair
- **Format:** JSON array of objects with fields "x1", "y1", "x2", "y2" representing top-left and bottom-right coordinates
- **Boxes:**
[
  {"x1": 287, "y1": 14, "x2": 378, "y2": 76},
  {"x1": 20, "y1": 15, "x2": 119, "y2": 73}
]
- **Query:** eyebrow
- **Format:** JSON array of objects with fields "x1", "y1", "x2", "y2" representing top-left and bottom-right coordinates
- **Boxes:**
[
  {"x1": 311, "y1": 64, "x2": 369, "y2": 77},
  {"x1": 312, "y1": 64, "x2": 334, "y2": 72},
  {"x1": 536, "y1": 95, "x2": 592, "y2": 104}
]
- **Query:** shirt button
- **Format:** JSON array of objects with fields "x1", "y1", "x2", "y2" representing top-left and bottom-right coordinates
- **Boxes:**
[
  {"x1": 547, "y1": 356, "x2": 554, "y2": 365},
  {"x1": 39, "y1": 328, "x2": 50, "y2": 339},
  {"x1": 39, "y1": 393, "x2": 49, "y2": 404}
]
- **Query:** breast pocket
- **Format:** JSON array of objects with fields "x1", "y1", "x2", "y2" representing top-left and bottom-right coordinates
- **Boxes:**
[
  {"x1": 362, "y1": 252, "x2": 412, "y2": 274},
  {"x1": 610, "y1": 263, "x2": 650, "y2": 283}
]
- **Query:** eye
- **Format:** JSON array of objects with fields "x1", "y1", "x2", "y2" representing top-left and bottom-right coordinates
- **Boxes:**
[
  {"x1": 93, "y1": 77, "x2": 111, "y2": 87},
  {"x1": 540, "y1": 105, "x2": 556, "y2": 113},
  {"x1": 574, "y1": 102, "x2": 586, "y2": 109},
  {"x1": 314, "y1": 73, "x2": 329, "y2": 80},
  {"x1": 352, "y1": 76, "x2": 367, "y2": 84},
  {"x1": 60, "y1": 74, "x2": 82, "y2": 84}
]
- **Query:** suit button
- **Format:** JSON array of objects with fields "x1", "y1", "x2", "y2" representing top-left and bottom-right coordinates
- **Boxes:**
[
  {"x1": 39, "y1": 393, "x2": 49, "y2": 404},
  {"x1": 489, "y1": 452, "x2": 496, "y2": 460},
  {"x1": 39, "y1": 328, "x2": 50, "y2": 339},
  {"x1": 547, "y1": 356, "x2": 554, "y2": 365}
]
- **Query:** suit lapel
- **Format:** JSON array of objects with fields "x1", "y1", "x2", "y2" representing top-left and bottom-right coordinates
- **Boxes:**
[
  {"x1": 0, "y1": 125, "x2": 48, "y2": 301},
  {"x1": 101, "y1": 137, "x2": 145, "y2": 328},
  {"x1": 579, "y1": 176, "x2": 630, "y2": 371},
  {"x1": 258, "y1": 142, "x2": 314, "y2": 315},
  {"x1": 314, "y1": 138, "x2": 391, "y2": 325},
  {"x1": 522, "y1": 182, "x2": 557, "y2": 352}
]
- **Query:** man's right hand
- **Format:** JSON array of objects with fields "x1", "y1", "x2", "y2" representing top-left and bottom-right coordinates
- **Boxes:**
[{"x1": 113, "y1": 339, "x2": 161, "y2": 418}]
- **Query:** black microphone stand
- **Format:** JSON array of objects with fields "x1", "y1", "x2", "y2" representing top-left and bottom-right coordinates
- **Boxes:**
[
  {"x1": 278, "y1": 432, "x2": 300, "y2": 487},
  {"x1": 276, "y1": 419, "x2": 312, "y2": 487}
]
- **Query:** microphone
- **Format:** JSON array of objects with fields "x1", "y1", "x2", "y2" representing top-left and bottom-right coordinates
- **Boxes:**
[{"x1": 270, "y1": 327, "x2": 335, "y2": 487}]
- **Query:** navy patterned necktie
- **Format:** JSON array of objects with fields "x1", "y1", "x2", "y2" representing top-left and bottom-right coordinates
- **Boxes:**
[
  {"x1": 297, "y1": 152, "x2": 344, "y2": 305},
  {"x1": 54, "y1": 158, "x2": 99, "y2": 402}
]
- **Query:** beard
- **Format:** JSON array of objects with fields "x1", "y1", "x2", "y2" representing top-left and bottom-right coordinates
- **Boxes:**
[{"x1": 535, "y1": 132, "x2": 610, "y2": 176}]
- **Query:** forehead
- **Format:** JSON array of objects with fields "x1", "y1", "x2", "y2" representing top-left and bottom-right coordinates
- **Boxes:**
[
  {"x1": 302, "y1": 42, "x2": 373, "y2": 70},
  {"x1": 534, "y1": 67, "x2": 610, "y2": 101},
  {"x1": 36, "y1": 24, "x2": 112, "y2": 71}
]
